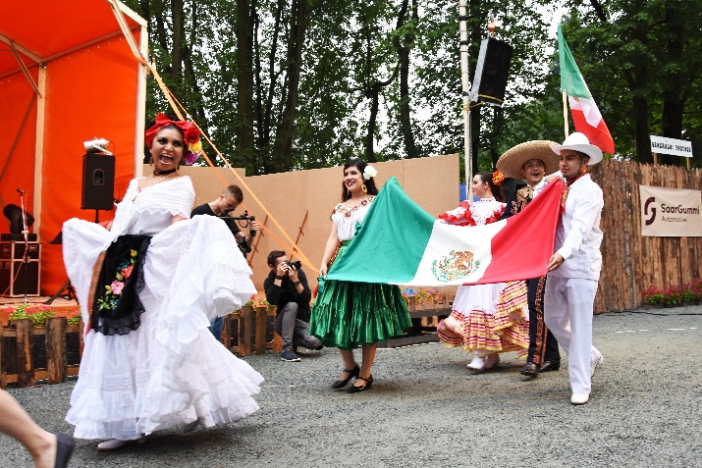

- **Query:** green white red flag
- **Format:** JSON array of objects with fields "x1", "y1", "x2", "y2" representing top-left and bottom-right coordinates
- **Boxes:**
[
  {"x1": 325, "y1": 177, "x2": 564, "y2": 286},
  {"x1": 558, "y1": 25, "x2": 615, "y2": 154}
]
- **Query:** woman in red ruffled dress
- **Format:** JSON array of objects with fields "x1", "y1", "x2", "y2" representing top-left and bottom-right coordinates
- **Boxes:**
[{"x1": 436, "y1": 172, "x2": 529, "y2": 372}]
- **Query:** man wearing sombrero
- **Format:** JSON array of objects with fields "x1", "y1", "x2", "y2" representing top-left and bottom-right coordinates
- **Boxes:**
[
  {"x1": 544, "y1": 132, "x2": 605, "y2": 405},
  {"x1": 497, "y1": 141, "x2": 562, "y2": 381}
]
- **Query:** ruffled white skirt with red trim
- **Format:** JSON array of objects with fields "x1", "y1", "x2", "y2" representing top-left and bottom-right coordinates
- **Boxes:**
[{"x1": 437, "y1": 281, "x2": 529, "y2": 356}]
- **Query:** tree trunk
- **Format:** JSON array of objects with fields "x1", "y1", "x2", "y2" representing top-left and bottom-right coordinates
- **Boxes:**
[
  {"x1": 633, "y1": 94, "x2": 652, "y2": 164},
  {"x1": 272, "y1": 0, "x2": 310, "y2": 172},
  {"x1": 396, "y1": 0, "x2": 418, "y2": 159},
  {"x1": 261, "y1": 0, "x2": 285, "y2": 150},
  {"x1": 182, "y1": 1, "x2": 207, "y2": 128},
  {"x1": 660, "y1": 5, "x2": 684, "y2": 166},
  {"x1": 236, "y1": 0, "x2": 255, "y2": 164},
  {"x1": 171, "y1": 0, "x2": 183, "y2": 82},
  {"x1": 366, "y1": 84, "x2": 380, "y2": 163}
]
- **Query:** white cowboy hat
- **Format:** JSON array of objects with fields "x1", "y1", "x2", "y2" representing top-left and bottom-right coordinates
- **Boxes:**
[
  {"x1": 549, "y1": 132, "x2": 603, "y2": 165},
  {"x1": 496, "y1": 140, "x2": 560, "y2": 179}
]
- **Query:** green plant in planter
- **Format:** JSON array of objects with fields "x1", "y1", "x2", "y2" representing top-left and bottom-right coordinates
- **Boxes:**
[
  {"x1": 663, "y1": 287, "x2": 683, "y2": 306},
  {"x1": 642, "y1": 286, "x2": 664, "y2": 305},
  {"x1": 692, "y1": 279, "x2": 702, "y2": 301},
  {"x1": 682, "y1": 288, "x2": 696, "y2": 304},
  {"x1": 67, "y1": 312, "x2": 81, "y2": 325},
  {"x1": 9, "y1": 303, "x2": 56, "y2": 326}
]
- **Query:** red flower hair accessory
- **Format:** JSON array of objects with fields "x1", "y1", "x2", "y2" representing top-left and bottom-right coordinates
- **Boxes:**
[
  {"x1": 492, "y1": 170, "x2": 505, "y2": 186},
  {"x1": 144, "y1": 113, "x2": 202, "y2": 165}
]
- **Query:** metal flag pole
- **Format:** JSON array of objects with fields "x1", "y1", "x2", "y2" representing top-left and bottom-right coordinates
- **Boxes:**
[{"x1": 458, "y1": 0, "x2": 472, "y2": 188}]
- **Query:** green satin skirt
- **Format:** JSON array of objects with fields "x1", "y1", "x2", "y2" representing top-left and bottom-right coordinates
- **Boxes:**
[{"x1": 310, "y1": 245, "x2": 412, "y2": 350}]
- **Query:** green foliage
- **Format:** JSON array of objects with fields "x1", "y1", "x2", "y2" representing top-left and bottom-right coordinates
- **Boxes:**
[
  {"x1": 130, "y1": 0, "x2": 685, "y2": 177},
  {"x1": 643, "y1": 281, "x2": 702, "y2": 306},
  {"x1": 9, "y1": 304, "x2": 56, "y2": 326},
  {"x1": 67, "y1": 312, "x2": 81, "y2": 325},
  {"x1": 560, "y1": 0, "x2": 702, "y2": 164}
]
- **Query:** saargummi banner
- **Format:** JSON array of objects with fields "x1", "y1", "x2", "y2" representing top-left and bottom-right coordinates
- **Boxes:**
[{"x1": 639, "y1": 185, "x2": 702, "y2": 237}]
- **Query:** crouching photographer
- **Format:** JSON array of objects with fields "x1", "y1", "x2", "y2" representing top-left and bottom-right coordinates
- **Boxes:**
[{"x1": 264, "y1": 251, "x2": 323, "y2": 362}]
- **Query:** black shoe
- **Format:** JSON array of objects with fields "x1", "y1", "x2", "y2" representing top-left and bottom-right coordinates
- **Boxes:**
[
  {"x1": 281, "y1": 350, "x2": 301, "y2": 362},
  {"x1": 520, "y1": 362, "x2": 539, "y2": 380},
  {"x1": 347, "y1": 375, "x2": 373, "y2": 393},
  {"x1": 305, "y1": 339, "x2": 323, "y2": 351},
  {"x1": 54, "y1": 433, "x2": 75, "y2": 468},
  {"x1": 332, "y1": 365, "x2": 359, "y2": 389},
  {"x1": 539, "y1": 360, "x2": 561, "y2": 373}
]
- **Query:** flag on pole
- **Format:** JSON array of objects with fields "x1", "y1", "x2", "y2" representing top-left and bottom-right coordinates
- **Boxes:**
[
  {"x1": 558, "y1": 25, "x2": 615, "y2": 154},
  {"x1": 325, "y1": 177, "x2": 564, "y2": 287}
]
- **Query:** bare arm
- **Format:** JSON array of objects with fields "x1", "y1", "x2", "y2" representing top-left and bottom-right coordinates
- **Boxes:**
[{"x1": 319, "y1": 222, "x2": 340, "y2": 277}]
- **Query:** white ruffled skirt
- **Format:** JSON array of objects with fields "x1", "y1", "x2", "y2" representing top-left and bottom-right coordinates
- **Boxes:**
[{"x1": 62, "y1": 216, "x2": 263, "y2": 440}]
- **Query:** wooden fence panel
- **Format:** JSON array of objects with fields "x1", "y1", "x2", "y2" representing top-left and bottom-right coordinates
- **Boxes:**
[{"x1": 591, "y1": 160, "x2": 702, "y2": 312}]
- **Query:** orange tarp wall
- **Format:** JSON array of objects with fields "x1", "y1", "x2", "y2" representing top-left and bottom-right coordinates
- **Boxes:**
[
  {"x1": 0, "y1": 72, "x2": 37, "y2": 221},
  {"x1": 0, "y1": 0, "x2": 147, "y2": 295},
  {"x1": 40, "y1": 35, "x2": 142, "y2": 294}
]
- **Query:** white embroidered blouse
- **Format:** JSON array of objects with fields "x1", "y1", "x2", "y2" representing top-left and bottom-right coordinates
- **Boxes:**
[
  {"x1": 330, "y1": 196, "x2": 375, "y2": 241},
  {"x1": 110, "y1": 176, "x2": 195, "y2": 238}
]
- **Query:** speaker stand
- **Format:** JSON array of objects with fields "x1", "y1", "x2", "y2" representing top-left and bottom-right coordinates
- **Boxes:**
[
  {"x1": 44, "y1": 279, "x2": 77, "y2": 305},
  {"x1": 94, "y1": 209, "x2": 100, "y2": 223}
]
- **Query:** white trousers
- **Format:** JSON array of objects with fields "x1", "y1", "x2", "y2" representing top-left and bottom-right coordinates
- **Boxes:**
[{"x1": 544, "y1": 277, "x2": 599, "y2": 395}]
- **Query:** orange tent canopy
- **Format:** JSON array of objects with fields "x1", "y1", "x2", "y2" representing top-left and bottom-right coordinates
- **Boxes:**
[{"x1": 0, "y1": 0, "x2": 148, "y2": 295}]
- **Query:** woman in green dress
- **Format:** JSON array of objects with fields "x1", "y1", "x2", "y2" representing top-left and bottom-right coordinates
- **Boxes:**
[{"x1": 310, "y1": 159, "x2": 411, "y2": 393}]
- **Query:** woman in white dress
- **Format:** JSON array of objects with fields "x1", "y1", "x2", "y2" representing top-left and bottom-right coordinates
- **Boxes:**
[
  {"x1": 63, "y1": 114, "x2": 263, "y2": 451},
  {"x1": 436, "y1": 172, "x2": 529, "y2": 372}
]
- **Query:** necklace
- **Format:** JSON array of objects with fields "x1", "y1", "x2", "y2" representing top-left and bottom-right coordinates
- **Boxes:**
[
  {"x1": 153, "y1": 168, "x2": 177, "y2": 176},
  {"x1": 148, "y1": 170, "x2": 177, "y2": 187}
]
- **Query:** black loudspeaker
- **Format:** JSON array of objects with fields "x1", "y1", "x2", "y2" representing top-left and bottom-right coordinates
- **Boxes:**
[
  {"x1": 471, "y1": 38, "x2": 513, "y2": 107},
  {"x1": 0, "y1": 261, "x2": 40, "y2": 296},
  {"x1": 0, "y1": 242, "x2": 41, "y2": 297},
  {"x1": 81, "y1": 153, "x2": 115, "y2": 211}
]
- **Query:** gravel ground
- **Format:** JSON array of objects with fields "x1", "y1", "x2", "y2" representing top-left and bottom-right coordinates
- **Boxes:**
[{"x1": 2, "y1": 306, "x2": 702, "y2": 468}]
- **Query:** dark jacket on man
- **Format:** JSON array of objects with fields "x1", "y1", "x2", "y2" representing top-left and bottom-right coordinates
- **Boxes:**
[{"x1": 263, "y1": 269, "x2": 311, "y2": 322}]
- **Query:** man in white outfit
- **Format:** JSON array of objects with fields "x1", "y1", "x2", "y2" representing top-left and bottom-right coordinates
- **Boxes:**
[{"x1": 544, "y1": 132, "x2": 605, "y2": 406}]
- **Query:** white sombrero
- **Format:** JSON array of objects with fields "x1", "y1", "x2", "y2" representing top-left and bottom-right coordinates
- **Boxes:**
[
  {"x1": 496, "y1": 140, "x2": 560, "y2": 179},
  {"x1": 549, "y1": 132, "x2": 603, "y2": 165}
]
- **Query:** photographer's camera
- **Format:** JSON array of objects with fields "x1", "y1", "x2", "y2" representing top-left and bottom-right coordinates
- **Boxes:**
[{"x1": 284, "y1": 260, "x2": 302, "y2": 271}]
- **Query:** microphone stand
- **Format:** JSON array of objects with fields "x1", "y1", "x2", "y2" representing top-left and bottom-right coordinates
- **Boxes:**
[{"x1": 18, "y1": 190, "x2": 29, "y2": 303}]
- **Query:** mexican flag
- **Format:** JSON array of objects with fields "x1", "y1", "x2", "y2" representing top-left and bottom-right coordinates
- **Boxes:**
[
  {"x1": 325, "y1": 177, "x2": 565, "y2": 287},
  {"x1": 558, "y1": 25, "x2": 615, "y2": 154}
]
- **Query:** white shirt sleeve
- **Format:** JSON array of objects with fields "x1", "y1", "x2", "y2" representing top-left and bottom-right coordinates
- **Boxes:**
[{"x1": 556, "y1": 185, "x2": 604, "y2": 260}]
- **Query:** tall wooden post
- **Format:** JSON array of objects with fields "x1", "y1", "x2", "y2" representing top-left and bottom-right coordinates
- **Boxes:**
[
  {"x1": 14, "y1": 319, "x2": 34, "y2": 387},
  {"x1": 45, "y1": 317, "x2": 67, "y2": 384}
]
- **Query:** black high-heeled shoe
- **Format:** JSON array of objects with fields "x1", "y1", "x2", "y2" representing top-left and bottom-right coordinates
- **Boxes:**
[
  {"x1": 332, "y1": 365, "x2": 360, "y2": 389},
  {"x1": 347, "y1": 375, "x2": 373, "y2": 393}
]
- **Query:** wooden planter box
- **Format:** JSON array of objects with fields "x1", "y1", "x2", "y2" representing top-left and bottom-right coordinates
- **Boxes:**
[
  {"x1": 221, "y1": 306, "x2": 282, "y2": 357},
  {"x1": 0, "y1": 306, "x2": 285, "y2": 388},
  {"x1": 0, "y1": 317, "x2": 82, "y2": 388}
]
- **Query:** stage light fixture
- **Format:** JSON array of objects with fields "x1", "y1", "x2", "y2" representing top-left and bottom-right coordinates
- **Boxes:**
[
  {"x1": 3, "y1": 204, "x2": 34, "y2": 234},
  {"x1": 83, "y1": 138, "x2": 113, "y2": 155}
]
